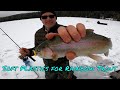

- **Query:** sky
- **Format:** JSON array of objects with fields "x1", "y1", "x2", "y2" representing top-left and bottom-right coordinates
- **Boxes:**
[{"x1": 0, "y1": 16, "x2": 120, "y2": 79}]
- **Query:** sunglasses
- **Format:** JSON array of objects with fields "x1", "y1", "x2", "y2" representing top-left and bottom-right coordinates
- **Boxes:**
[{"x1": 41, "y1": 15, "x2": 55, "y2": 19}]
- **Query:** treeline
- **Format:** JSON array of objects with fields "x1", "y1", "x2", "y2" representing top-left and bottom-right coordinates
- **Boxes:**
[
  {"x1": 0, "y1": 11, "x2": 120, "y2": 22},
  {"x1": 56, "y1": 11, "x2": 120, "y2": 20},
  {"x1": 56, "y1": 11, "x2": 120, "y2": 21},
  {"x1": 0, "y1": 12, "x2": 40, "y2": 22}
]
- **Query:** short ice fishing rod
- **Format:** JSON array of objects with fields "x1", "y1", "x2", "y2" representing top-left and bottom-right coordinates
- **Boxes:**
[
  {"x1": 0, "y1": 28, "x2": 36, "y2": 62},
  {"x1": 0, "y1": 28, "x2": 40, "y2": 79}
]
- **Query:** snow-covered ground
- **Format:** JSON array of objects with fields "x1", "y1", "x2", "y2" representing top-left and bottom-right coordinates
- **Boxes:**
[{"x1": 0, "y1": 17, "x2": 120, "y2": 79}]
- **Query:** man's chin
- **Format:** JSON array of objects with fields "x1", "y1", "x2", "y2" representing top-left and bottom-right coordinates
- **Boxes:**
[{"x1": 47, "y1": 25, "x2": 55, "y2": 28}]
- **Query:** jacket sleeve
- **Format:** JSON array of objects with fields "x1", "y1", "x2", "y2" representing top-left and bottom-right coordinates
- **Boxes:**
[{"x1": 28, "y1": 28, "x2": 47, "y2": 56}]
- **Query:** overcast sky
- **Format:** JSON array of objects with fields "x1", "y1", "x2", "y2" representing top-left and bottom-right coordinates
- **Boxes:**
[{"x1": 0, "y1": 11, "x2": 38, "y2": 17}]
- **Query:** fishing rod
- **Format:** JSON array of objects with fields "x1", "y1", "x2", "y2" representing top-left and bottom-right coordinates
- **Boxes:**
[
  {"x1": 0, "y1": 27, "x2": 40, "y2": 78},
  {"x1": 0, "y1": 28, "x2": 71, "y2": 79},
  {"x1": 0, "y1": 28, "x2": 36, "y2": 62}
]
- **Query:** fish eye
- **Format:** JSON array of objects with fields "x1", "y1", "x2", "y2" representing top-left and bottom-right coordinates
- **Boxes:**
[
  {"x1": 37, "y1": 49, "x2": 41, "y2": 52},
  {"x1": 39, "y1": 51, "x2": 43, "y2": 56},
  {"x1": 35, "y1": 48, "x2": 40, "y2": 52}
]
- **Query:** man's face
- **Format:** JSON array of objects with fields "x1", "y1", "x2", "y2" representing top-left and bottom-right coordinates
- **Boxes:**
[{"x1": 41, "y1": 12, "x2": 57, "y2": 29}]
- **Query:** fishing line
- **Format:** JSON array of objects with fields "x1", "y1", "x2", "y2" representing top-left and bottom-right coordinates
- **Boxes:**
[
  {"x1": 0, "y1": 27, "x2": 40, "y2": 78},
  {"x1": 0, "y1": 28, "x2": 36, "y2": 62}
]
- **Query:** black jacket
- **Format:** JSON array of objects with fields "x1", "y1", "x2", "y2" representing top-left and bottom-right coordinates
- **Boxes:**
[{"x1": 30, "y1": 23, "x2": 70, "y2": 68}]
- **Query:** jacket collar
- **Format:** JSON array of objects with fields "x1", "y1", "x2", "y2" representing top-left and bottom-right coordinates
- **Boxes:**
[{"x1": 43, "y1": 23, "x2": 62, "y2": 33}]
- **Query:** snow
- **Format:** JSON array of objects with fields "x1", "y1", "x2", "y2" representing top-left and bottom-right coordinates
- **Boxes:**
[{"x1": 0, "y1": 17, "x2": 120, "y2": 79}]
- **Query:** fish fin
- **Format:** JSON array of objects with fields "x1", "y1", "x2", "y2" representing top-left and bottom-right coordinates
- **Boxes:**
[
  {"x1": 88, "y1": 54, "x2": 103, "y2": 61},
  {"x1": 104, "y1": 51, "x2": 109, "y2": 56},
  {"x1": 52, "y1": 52, "x2": 58, "y2": 61},
  {"x1": 87, "y1": 29, "x2": 94, "y2": 32},
  {"x1": 65, "y1": 51, "x2": 77, "y2": 60}
]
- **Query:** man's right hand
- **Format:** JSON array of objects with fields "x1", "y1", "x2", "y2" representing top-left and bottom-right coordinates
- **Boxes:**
[{"x1": 19, "y1": 48, "x2": 30, "y2": 59}]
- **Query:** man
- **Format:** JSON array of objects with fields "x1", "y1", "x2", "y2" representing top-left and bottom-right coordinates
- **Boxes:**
[{"x1": 19, "y1": 11, "x2": 86, "y2": 79}]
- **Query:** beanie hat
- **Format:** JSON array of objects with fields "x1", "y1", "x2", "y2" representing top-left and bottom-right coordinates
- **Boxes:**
[{"x1": 40, "y1": 11, "x2": 57, "y2": 19}]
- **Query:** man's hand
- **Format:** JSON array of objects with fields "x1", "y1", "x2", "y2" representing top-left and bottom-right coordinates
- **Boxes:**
[
  {"x1": 45, "y1": 33, "x2": 59, "y2": 40},
  {"x1": 45, "y1": 23, "x2": 86, "y2": 60},
  {"x1": 19, "y1": 48, "x2": 30, "y2": 59},
  {"x1": 58, "y1": 23, "x2": 86, "y2": 43}
]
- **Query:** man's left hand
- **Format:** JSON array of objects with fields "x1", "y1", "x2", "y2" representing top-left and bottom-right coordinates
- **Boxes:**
[{"x1": 45, "y1": 23, "x2": 86, "y2": 60}]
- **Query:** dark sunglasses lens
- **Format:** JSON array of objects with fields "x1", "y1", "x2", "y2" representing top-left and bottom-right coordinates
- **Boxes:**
[
  {"x1": 41, "y1": 16, "x2": 47, "y2": 19},
  {"x1": 41, "y1": 15, "x2": 55, "y2": 19},
  {"x1": 49, "y1": 15, "x2": 55, "y2": 18}
]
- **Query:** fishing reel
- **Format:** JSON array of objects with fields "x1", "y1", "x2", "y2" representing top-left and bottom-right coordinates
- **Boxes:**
[{"x1": 19, "y1": 55, "x2": 28, "y2": 61}]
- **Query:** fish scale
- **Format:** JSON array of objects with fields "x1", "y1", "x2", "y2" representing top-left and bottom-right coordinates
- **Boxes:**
[{"x1": 35, "y1": 29, "x2": 112, "y2": 61}]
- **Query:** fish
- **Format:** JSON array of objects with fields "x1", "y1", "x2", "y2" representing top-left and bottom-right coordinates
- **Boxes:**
[{"x1": 34, "y1": 29, "x2": 112, "y2": 61}]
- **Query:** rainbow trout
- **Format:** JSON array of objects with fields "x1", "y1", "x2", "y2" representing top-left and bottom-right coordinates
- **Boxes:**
[{"x1": 35, "y1": 29, "x2": 112, "y2": 61}]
